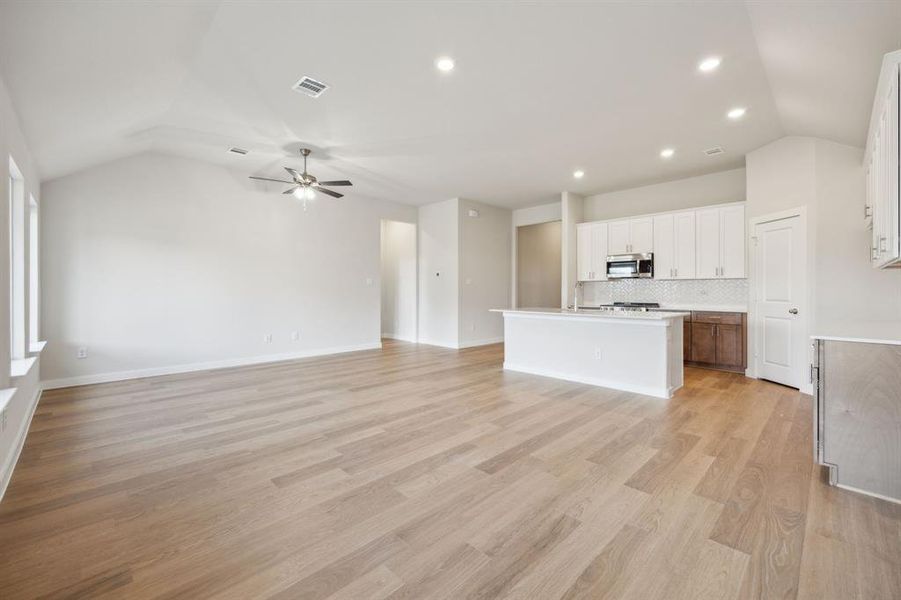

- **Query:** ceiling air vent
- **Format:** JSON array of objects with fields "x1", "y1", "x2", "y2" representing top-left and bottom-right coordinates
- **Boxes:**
[
  {"x1": 703, "y1": 146, "x2": 725, "y2": 156},
  {"x1": 228, "y1": 147, "x2": 249, "y2": 155},
  {"x1": 293, "y1": 76, "x2": 329, "y2": 98}
]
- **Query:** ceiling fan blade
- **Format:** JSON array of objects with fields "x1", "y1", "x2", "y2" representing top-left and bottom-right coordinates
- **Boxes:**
[
  {"x1": 317, "y1": 180, "x2": 353, "y2": 186},
  {"x1": 284, "y1": 167, "x2": 303, "y2": 181},
  {"x1": 316, "y1": 187, "x2": 343, "y2": 199},
  {"x1": 282, "y1": 186, "x2": 300, "y2": 195},
  {"x1": 249, "y1": 176, "x2": 294, "y2": 184}
]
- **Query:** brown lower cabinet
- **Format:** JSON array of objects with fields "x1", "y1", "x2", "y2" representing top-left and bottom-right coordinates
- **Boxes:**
[{"x1": 684, "y1": 311, "x2": 746, "y2": 373}]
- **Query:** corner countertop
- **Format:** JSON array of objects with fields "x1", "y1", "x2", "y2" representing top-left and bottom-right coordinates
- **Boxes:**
[
  {"x1": 573, "y1": 304, "x2": 746, "y2": 313},
  {"x1": 491, "y1": 307, "x2": 690, "y2": 321},
  {"x1": 812, "y1": 320, "x2": 901, "y2": 346}
]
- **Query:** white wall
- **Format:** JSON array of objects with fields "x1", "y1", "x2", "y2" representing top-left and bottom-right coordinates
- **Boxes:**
[
  {"x1": 513, "y1": 201, "x2": 561, "y2": 227},
  {"x1": 40, "y1": 152, "x2": 416, "y2": 385},
  {"x1": 813, "y1": 139, "x2": 901, "y2": 326},
  {"x1": 583, "y1": 168, "x2": 746, "y2": 221},
  {"x1": 0, "y1": 73, "x2": 44, "y2": 499},
  {"x1": 459, "y1": 199, "x2": 511, "y2": 347},
  {"x1": 380, "y1": 220, "x2": 417, "y2": 342},
  {"x1": 417, "y1": 198, "x2": 459, "y2": 348}
]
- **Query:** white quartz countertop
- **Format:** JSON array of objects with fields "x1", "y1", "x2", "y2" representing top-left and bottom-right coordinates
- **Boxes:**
[
  {"x1": 812, "y1": 321, "x2": 901, "y2": 346},
  {"x1": 577, "y1": 304, "x2": 747, "y2": 313},
  {"x1": 491, "y1": 308, "x2": 690, "y2": 320}
]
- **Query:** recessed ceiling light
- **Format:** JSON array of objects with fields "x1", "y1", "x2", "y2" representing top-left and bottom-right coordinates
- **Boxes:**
[
  {"x1": 660, "y1": 148, "x2": 675, "y2": 159},
  {"x1": 573, "y1": 170, "x2": 584, "y2": 179},
  {"x1": 698, "y1": 57, "x2": 721, "y2": 73},
  {"x1": 435, "y1": 57, "x2": 455, "y2": 72},
  {"x1": 727, "y1": 107, "x2": 747, "y2": 120}
]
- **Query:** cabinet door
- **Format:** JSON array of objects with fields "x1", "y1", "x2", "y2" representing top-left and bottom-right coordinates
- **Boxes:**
[
  {"x1": 607, "y1": 220, "x2": 631, "y2": 255},
  {"x1": 652, "y1": 214, "x2": 674, "y2": 279},
  {"x1": 576, "y1": 224, "x2": 593, "y2": 281},
  {"x1": 720, "y1": 205, "x2": 746, "y2": 278},
  {"x1": 590, "y1": 222, "x2": 608, "y2": 281},
  {"x1": 695, "y1": 208, "x2": 721, "y2": 279},
  {"x1": 690, "y1": 323, "x2": 717, "y2": 365},
  {"x1": 715, "y1": 324, "x2": 743, "y2": 370},
  {"x1": 630, "y1": 217, "x2": 654, "y2": 254},
  {"x1": 673, "y1": 211, "x2": 696, "y2": 279}
]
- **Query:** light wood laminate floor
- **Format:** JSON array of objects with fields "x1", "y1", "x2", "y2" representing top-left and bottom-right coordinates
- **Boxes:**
[{"x1": 1, "y1": 340, "x2": 899, "y2": 599}]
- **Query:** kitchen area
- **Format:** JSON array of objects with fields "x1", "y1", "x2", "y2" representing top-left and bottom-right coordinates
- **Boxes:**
[{"x1": 503, "y1": 197, "x2": 749, "y2": 399}]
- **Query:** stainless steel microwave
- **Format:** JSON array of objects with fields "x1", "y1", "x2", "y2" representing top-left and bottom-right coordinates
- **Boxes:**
[{"x1": 606, "y1": 253, "x2": 654, "y2": 279}]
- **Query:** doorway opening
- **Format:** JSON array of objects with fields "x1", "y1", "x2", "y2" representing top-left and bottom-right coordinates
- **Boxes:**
[
  {"x1": 516, "y1": 220, "x2": 561, "y2": 308},
  {"x1": 380, "y1": 220, "x2": 417, "y2": 342}
]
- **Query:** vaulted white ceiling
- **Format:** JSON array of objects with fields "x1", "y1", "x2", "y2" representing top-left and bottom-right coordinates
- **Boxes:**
[{"x1": 0, "y1": 1, "x2": 898, "y2": 208}]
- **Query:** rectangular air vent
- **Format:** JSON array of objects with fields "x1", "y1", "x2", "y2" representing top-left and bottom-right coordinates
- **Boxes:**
[
  {"x1": 704, "y1": 146, "x2": 725, "y2": 156},
  {"x1": 293, "y1": 76, "x2": 329, "y2": 98},
  {"x1": 228, "y1": 147, "x2": 249, "y2": 155}
]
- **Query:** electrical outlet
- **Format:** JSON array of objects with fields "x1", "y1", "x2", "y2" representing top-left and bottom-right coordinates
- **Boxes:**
[
  {"x1": 291, "y1": 331, "x2": 300, "y2": 342},
  {"x1": 469, "y1": 323, "x2": 475, "y2": 332},
  {"x1": 77, "y1": 346, "x2": 88, "y2": 359},
  {"x1": 365, "y1": 277, "x2": 373, "y2": 286},
  {"x1": 263, "y1": 334, "x2": 273, "y2": 343},
  {"x1": 594, "y1": 347, "x2": 602, "y2": 360}
]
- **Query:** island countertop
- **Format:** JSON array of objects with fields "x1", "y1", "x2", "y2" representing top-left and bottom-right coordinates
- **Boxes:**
[{"x1": 491, "y1": 307, "x2": 690, "y2": 321}]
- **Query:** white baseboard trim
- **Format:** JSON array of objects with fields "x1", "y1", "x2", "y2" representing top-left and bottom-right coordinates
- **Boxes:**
[
  {"x1": 835, "y1": 482, "x2": 901, "y2": 505},
  {"x1": 417, "y1": 339, "x2": 460, "y2": 350},
  {"x1": 458, "y1": 337, "x2": 505, "y2": 349},
  {"x1": 381, "y1": 333, "x2": 417, "y2": 343},
  {"x1": 0, "y1": 384, "x2": 42, "y2": 502},
  {"x1": 503, "y1": 362, "x2": 671, "y2": 399},
  {"x1": 41, "y1": 342, "x2": 383, "y2": 390}
]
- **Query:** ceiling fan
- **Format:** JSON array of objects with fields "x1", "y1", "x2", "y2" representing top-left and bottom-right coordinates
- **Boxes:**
[{"x1": 249, "y1": 148, "x2": 352, "y2": 204}]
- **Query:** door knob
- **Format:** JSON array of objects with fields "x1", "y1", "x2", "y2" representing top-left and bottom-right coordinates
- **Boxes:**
[{"x1": 789, "y1": 308, "x2": 799, "y2": 314}]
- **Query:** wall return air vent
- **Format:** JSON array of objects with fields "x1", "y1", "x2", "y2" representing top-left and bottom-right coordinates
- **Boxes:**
[
  {"x1": 293, "y1": 76, "x2": 329, "y2": 98},
  {"x1": 703, "y1": 146, "x2": 725, "y2": 156}
]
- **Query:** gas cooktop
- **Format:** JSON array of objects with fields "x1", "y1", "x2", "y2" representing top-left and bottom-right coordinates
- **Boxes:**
[{"x1": 597, "y1": 302, "x2": 660, "y2": 312}]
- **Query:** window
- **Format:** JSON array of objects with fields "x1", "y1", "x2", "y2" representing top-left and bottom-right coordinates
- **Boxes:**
[
  {"x1": 28, "y1": 195, "x2": 38, "y2": 346},
  {"x1": 8, "y1": 156, "x2": 25, "y2": 360}
]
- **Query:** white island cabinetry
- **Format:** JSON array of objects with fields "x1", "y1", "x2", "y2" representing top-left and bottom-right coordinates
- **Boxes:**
[{"x1": 494, "y1": 308, "x2": 687, "y2": 399}]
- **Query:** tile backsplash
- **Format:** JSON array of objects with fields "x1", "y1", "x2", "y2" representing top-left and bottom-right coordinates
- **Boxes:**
[{"x1": 582, "y1": 278, "x2": 748, "y2": 307}]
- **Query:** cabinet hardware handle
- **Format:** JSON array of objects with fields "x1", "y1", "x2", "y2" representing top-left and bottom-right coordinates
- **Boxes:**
[
  {"x1": 880, "y1": 236, "x2": 887, "y2": 252},
  {"x1": 674, "y1": 268, "x2": 677, "y2": 277},
  {"x1": 789, "y1": 308, "x2": 799, "y2": 315},
  {"x1": 865, "y1": 205, "x2": 872, "y2": 218}
]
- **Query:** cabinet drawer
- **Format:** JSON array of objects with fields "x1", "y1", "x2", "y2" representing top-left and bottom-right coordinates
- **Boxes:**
[{"x1": 691, "y1": 311, "x2": 742, "y2": 325}]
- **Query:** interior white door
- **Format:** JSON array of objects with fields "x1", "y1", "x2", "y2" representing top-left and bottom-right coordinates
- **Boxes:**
[
  {"x1": 755, "y1": 215, "x2": 806, "y2": 388},
  {"x1": 607, "y1": 221, "x2": 631, "y2": 255},
  {"x1": 652, "y1": 214, "x2": 674, "y2": 279},
  {"x1": 720, "y1": 205, "x2": 746, "y2": 278},
  {"x1": 673, "y1": 211, "x2": 696, "y2": 279},
  {"x1": 630, "y1": 218, "x2": 654, "y2": 254},
  {"x1": 696, "y1": 208, "x2": 720, "y2": 278},
  {"x1": 590, "y1": 222, "x2": 608, "y2": 281},
  {"x1": 576, "y1": 224, "x2": 593, "y2": 281}
]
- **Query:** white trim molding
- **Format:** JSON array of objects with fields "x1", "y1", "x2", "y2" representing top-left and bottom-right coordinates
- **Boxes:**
[
  {"x1": 503, "y1": 362, "x2": 674, "y2": 399},
  {"x1": 41, "y1": 342, "x2": 383, "y2": 390},
  {"x1": 0, "y1": 384, "x2": 41, "y2": 502}
]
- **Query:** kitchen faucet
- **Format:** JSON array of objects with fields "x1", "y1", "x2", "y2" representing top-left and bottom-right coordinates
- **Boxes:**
[{"x1": 572, "y1": 281, "x2": 583, "y2": 311}]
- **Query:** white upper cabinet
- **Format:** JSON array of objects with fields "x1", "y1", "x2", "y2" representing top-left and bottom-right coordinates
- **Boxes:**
[
  {"x1": 867, "y1": 57, "x2": 900, "y2": 269},
  {"x1": 630, "y1": 218, "x2": 654, "y2": 254},
  {"x1": 696, "y1": 208, "x2": 721, "y2": 278},
  {"x1": 696, "y1": 205, "x2": 745, "y2": 279},
  {"x1": 653, "y1": 214, "x2": 675, "y2": 279},
  {"x1": 607, "y1": 220, "x2": 631, "y2": 255},
  {"x1": 576, "y1": 222, "x2": 608, "y2": 281},
  {"x1": 654, "y1": 212, "x2": 697, "y2": 279},
  {"x1": 720, "y1": 205, "x2": 746, "y2": 278},
  {"x1": 607, "y1": 218, "x2": 653, "y2": 255}
]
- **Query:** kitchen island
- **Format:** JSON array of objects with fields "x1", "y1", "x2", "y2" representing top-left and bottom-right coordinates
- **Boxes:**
[{"x1": 492, "y1": 308, "x2": 689, "y2": 398}]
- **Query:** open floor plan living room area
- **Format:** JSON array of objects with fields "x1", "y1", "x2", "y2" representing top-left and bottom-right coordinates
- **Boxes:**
[{"x1": 0, "y1": 1, "x2": 900, "y2": 599}]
